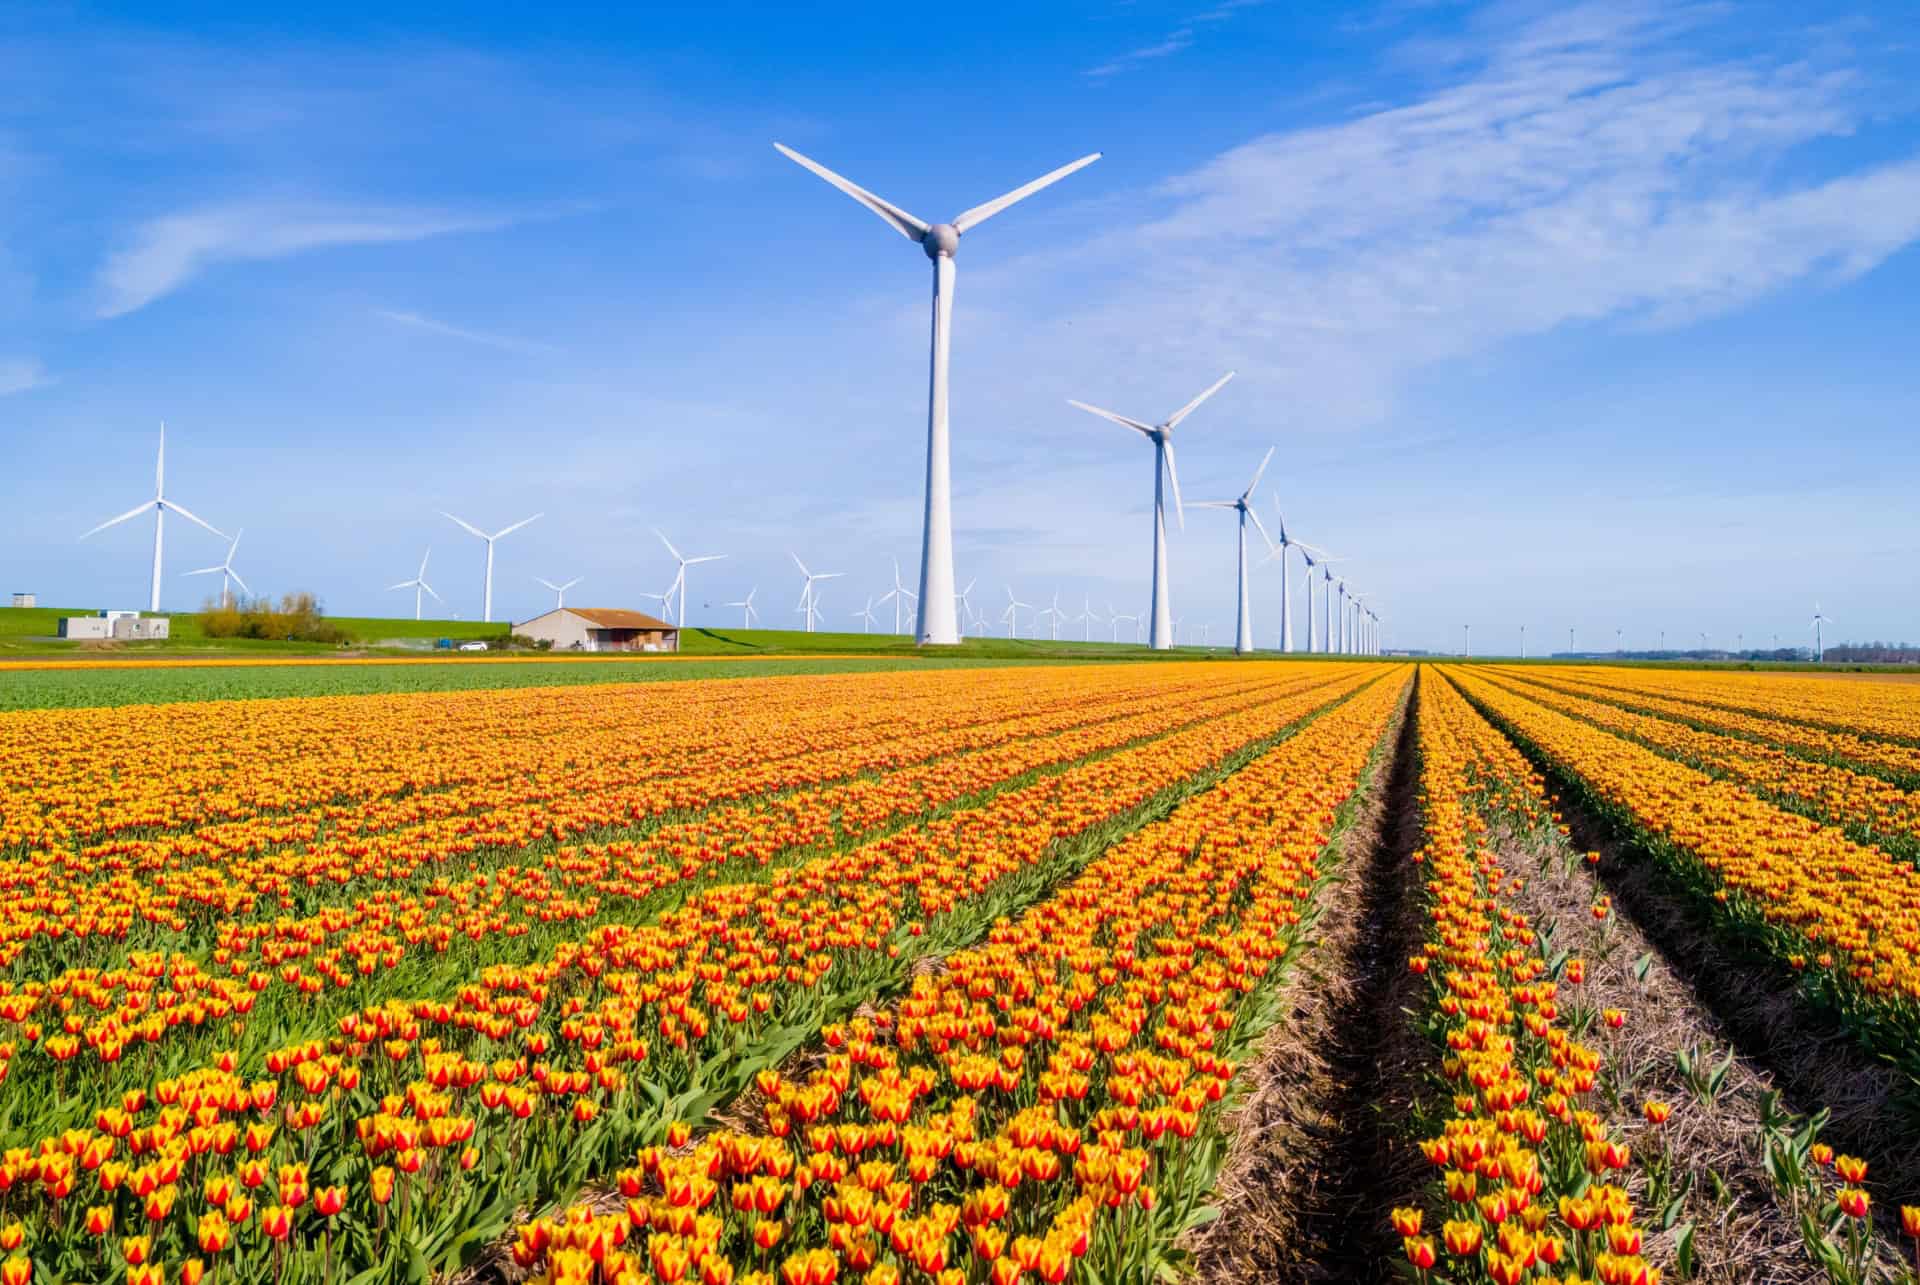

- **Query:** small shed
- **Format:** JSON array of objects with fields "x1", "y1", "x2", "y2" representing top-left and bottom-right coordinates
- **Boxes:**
[
  {"x1": 514, "y1": 607, "x2": 679, "y2": 653},
  {"x1": 10, "y1": 593, "x2": 34, "y2": 608}
]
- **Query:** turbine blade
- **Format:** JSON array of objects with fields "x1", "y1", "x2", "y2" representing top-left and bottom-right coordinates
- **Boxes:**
[
  {"x1": 687, "y1": 554, "x2": 726, "y2": 565},
  {"x1": 442, "y1": 512, "x2": 489, "y2": 540},
  {"x1": 791, "y1": 552, "x2": 810, "y2": 577},
  {"x1": 227, "y1": 569, "x2": 250, "y2": 595},
  {"x1": 492, "y1": 513, "x2": 542, "y2": 540},
  {"x1": 1164, "y1": 371, "x2": 1236, "y2": 429},
  {"x1": 655, "y1": 530, "x2": 683, "y2": 562},
  {"x1": 81, "y1": 500, "x2": 156, "y2": 539},
  {"x1": 773, "y1": 143, "x2": 931, "y2": 241},
  {"x1": 562, "y1": 578, "x2": 582, "y2": 591},
  {"x1": 537, "y1": 578, "x2": 559, "y2": 591},
  {"x1": 1244, "y1": 445, "x2": 1274, "y2": 499},
  {"x1": 1163, "y1": 440, "x2": 1186, "y2": 530},
  {"x1": 952, "y1": 152, "x2": 1102, "y2": 234},
  {"x1": 817, "y1": 571, "x2": 844, "y2": 581},
  {"x1": 184, "y1": 565, "x2": 222, "y2": 576},
  {"x1": 1247, "y1": 506, "x2": 1277, "y2": 552},
  {"x1": 420, "y1": 582, "x2": 441, "y2": 602},
  {"x1": 1066, "y1": 399, "x2": 1155, "y2": 438},
  {"x1": 163, "y1": 501, "x2": 225, "y2": 538},
  {"x1": 1190, "y1": 500, "x2": 1237, "y2": 509}
]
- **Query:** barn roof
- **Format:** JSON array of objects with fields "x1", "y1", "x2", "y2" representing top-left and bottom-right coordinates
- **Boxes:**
[{"x1": 564, "y1": 608, "x2": 675, "y2": 630}]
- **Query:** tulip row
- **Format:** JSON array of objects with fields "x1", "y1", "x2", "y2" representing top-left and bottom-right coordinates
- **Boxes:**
[
  {"x1": 2, "y1": 665, "x2": 1277, "y2": 953},
  {"x1": 1444, "y1": 668, "x2": 1920, "y2": 1056},
  {"x1": 1396, "y1": 672, "x2": 1657, "y2": 1285},
  {"x1": 1468, "y1": 667, "x2": 1920, "y2": 860},
  {"x1": 1512, "y1": 667, "x2": 1920, "y2": 783},
  {"x1": 0, "y1": 667, "x2": 1339, "y2": 1083},
  {"x1": 0, "y1": 664, "x2": 1383, "y2": 1284},
  {"x1": 510, "y1": 666, "x2": 1411, "y2": 1285}
]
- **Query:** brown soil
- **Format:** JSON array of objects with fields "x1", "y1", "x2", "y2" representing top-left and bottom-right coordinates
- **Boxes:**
[
  {"x1": 1537, "y1": 777, "x2": 1920, "y2": 1280},
  {"x1": 1190, "y1": 674, "x2": 1432, "y2": 1283}
]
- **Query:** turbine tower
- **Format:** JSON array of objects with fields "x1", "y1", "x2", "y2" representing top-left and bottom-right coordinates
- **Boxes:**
[
  {"x1": 1069, "y1": 372, "x2": 1235, "y2": 650},
  {"x1": 184, "y1": 529, "x2": 250, "y2": 609},
  {"x1": 441, "y1": 511, "x2": 542, "y2": 623},
  {"x1": 655, "y1": 530, "x2": 725, "y2": 628},
  {"x1": 1194, "y1": 446, "x2": 1277, "y2": 655},
  {"x1": 387, "y1": 548, "x2": 441, "y2": 621},
  {"x1": 1811, "y1": 605, "x2": 1833, "y2": 662},
  {"x1": 776, "y1": 142, "x2": 1100, "y2": 646},
  {"x1": 82, "y1": 423, "x2": 226, "y2": 613},
  {"x1": 535, "y1": 576, "x2": 582, "y2": 609}
]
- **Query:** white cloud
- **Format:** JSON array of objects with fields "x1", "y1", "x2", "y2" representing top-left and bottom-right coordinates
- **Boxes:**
[
  {"x1": 994, "y1": 3, "x2": 1920, "y2": 425},
  {"x1": 0, "y1": 357, "x2": 50, "y2": 395},
  {"x1": 1086, "y1": 32, "x2": 1196, "y2": 79},
  {"x1": 374, "y1": 308, "x2": 555, "y2": 355},
  {"x1": 95, "y1": 203, "x2": 515, "y2": 317}
]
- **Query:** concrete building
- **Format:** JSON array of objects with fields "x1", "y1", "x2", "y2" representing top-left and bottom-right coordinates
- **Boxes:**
[
  {"x1": 10, "y1": 593, "x2": 34, "y2": 608},
  {"x1": 514, "y1": 607, "x2": 678, "y2": 653},
  {"x1": 59, "y1": 611, "x2": 171, "y2": 640}
]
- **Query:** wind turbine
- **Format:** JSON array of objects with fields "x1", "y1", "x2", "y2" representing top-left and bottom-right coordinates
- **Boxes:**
[
  {"x1": 876, "y1": 558, "x2": 919, "y2": 635},
  {"x1": 1520, "y1": 624, "x2": 1527, "y2": 660},
  {"x1": 1812, "y1": 605, "x2": 1833, "y2": 662},
  {"x1": 185, "y1": 529, "x2": 250, "y2": 608},
  {"x1": 1108, "y1": 603, "x2": 1136, "y2": 644},
  {"x1": 726, "y1": 588, "x2": 760, "y2": 628},
  {"x1": 1349, "y1": 592, "x2": 1371, "y2": 657},
  {"x1": 535, "y1": 576, "x2": 582, "y2": 610},
  {"x1": 656, "y1": 531, "x2": 725, "y2": 628},
  {"x1": 81, "y1": 423, "x2": 226, "y2": 613},
  {"x1": 441, "y1": 511, "x2": 541, "y2": 623},
  {"x1": 1003, "y1": 587, "x2": 1032, "y2": 639},
  {"x1": 792, "y1": 554, "x2": 844, "y2": 634},
  {"x1": 1261, "y1": 497, "x2": 1328, "y2": 654},
  {"x1": 1464, "y1": 624, "x2": 1472, "y2": 658},
  {"x1": 1040, "y1": 590, "x2": 1064, "y2": 641},
  {"x1": 387, "y1": 547, "x2": 442, "y2": 621},
  {"x1": 954, "y1": 577, "x2": 978, "y2": 641},
  {"x1": 1076, "y1": 593, "x2": 1096, "y2": 642},
  {"x1": 776, "y1": 143, "x2": 1100, "y2": 647},
  {"x1": 1068, "y1": 372, "x2": 1234, "y2": 650},
  {"x1": 854, "y1": 597, "x2": 880, "y2": 633},
  {"x1": 1194, "y1": 446, "x2": 1277, "y2": 655}
]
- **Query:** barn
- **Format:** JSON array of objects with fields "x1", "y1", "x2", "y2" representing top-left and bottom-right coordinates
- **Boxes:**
[{"x1": 514, "y1": 607, "x2": 679, "y2": 653}]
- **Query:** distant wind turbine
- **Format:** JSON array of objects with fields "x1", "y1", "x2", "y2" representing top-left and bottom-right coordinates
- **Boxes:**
[
  {"x1": 776, "y1": 141, "x2": 1101, "y2": 646},
  {"x1": 876, "y1": 558, "x2": 919, "y2": 635},
  {"x1": 854, "y1": 597, "x2": 880, "y2": 633},
  {"x1": 954, "y1": 577, "x2": 978, "y2": 641},
  {"x1": 656, "y1": 530, "x2": 725, "y2": 628},
  {"x1": 535, "y1": 576, "x2": 582, "y2": 610},
  {"x1": 82, "y1": 423, "x2": 226, "y2": 613},
  {"x1": 185, "y1": 529, "x2": 250, "y2": 608},
  {"x1": 441, "y1": 511, "x2": 541, "y2": 623},
  {"x1": 1003, "y1": 587, "x2": 1032, "y2": 639},
  {"x1": 726, "y1": 588, "x2": 759, "y2": 628},
  {"x1": 1812, "y1": 605, "x2": 1834, "y2": 662},
  {"x1": 1194, "y1": 446, "x2": 1277, "y2": 655},
  {"x1": 1260, "y1": 496, "x2": 1328, "y2": 654},
  {"x1": 388, "y1": 548, "x2": 441, "y2": 621},
  {"x1": 1069, "y1": 372, "x2": 1235, "y2": 650},
  {"x1": 792, "y1": 554, "x2": 844, "y2": 633}
]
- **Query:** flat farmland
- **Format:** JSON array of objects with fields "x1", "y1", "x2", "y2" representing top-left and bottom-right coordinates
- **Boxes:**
[{"x1": 9, "y1": 659, "x2": 1920, "y2": 1285}]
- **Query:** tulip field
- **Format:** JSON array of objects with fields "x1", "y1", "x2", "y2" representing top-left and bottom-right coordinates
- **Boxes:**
[{"x1": 6, "y1": 657, "x2": 1920, "y2": 1284}]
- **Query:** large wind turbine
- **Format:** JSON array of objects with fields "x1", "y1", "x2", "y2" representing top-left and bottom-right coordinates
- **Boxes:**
[
  {"x1": 776, "y1": 142, "x2": 1100, "y2": 647},
  {"x1": 441, "y1": 512, "x2": 541, "y2": 623},
  {"x1": 726, "y1": 588, "x2": 759, "y2": 628},
  {"x1": 82, "y1": 423, "x2": 226, "y2": 612},
  {"x1": 535, "y1": 576, "x2": 582, "y2": 610},
  {"x1": 792, "y1": 554, "x2": 843, "y2": 634},
  {"x1": 1069, "y1": 372, "x2": 1235, "y2": 650},
  {"x1": 1194, "y1": 446, "x2": 1277, "y2": 655},
  {"x1": 656, "y1": 530, "x2": 725, "y2": 628},
  {"x1": 388, "y1": 548, "x2": 441, "y2": 621},
  {"x1": 185, "y1": 529, "x2": 250, "y2": 609}
]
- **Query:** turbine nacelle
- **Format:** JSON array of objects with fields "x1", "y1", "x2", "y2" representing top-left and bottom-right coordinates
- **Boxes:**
[{"x1": 921, "y1": 223, "x2": 960, "y2": 259}]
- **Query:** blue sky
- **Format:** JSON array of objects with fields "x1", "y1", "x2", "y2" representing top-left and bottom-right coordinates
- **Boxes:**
[{"x1": 3, "y1": 0, "x2": 1917, "y2": 653}]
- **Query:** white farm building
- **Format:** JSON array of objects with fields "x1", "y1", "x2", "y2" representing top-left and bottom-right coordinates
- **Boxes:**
[{"x1": 514, "y1": 607, "x2": 679, "y2": 653}]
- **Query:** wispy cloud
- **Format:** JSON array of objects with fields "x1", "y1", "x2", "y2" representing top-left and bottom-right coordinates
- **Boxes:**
[
  {"x1": 374, "y1": 308, "x2": 555, "y2": 355},
  {"x1": 95, "y1": 202, "x2": 518, "y2": 317},
  {"x1": 1085, "y1": 0, "x2": 1265, "y2": 78},
  {"x1": 1008, "y1": 3, "x2": 1920, "y2": 424},
  {"x1": 0, "y1": 356, "x2": 50, "y2": 395}
]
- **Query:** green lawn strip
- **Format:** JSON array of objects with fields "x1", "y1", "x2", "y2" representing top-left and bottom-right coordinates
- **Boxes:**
[
  {"x1": 1444, "y1": 670, "x2": 1920, "y2": 1090},
  {"x1": 1469, "y1": 667, "x2": 1920, "y2": 869},
  {"x1": 1482, "y1": 665, "x2": 1920, "y2": 791}
]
